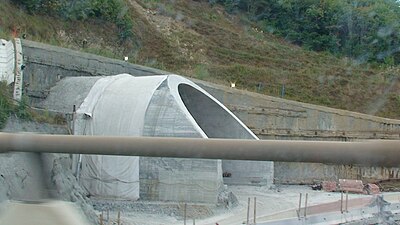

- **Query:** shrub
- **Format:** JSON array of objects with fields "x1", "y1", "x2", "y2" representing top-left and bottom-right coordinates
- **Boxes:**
[
  {"x1": 13, "y1": 0, "x2": 134, "y2": 42},
  {"x1": 0, "y1": 82, "x2": 13, "y2": 129}
]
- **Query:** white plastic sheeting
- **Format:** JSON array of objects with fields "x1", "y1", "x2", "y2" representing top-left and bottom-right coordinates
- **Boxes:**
[
  {"x1": 75, "y1": 74, "x2": 167, "y2": 200},
  {"x1": 73, "y1": 74, "x2": 264, "y2": 202},
  {"x1": 0, "y1": 39, "x2": 15, "y2": 85}
]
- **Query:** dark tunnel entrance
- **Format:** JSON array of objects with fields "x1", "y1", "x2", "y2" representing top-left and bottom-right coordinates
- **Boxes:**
[{"x1": 178, "y1": 83, "x2": 256, "y2": 139}]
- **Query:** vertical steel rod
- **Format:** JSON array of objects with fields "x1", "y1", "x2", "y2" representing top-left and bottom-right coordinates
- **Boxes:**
[
  {"x1": 254, "y1": 197, "x2": 257, "y2": 224},
  {"x1": 304, "y1": 193, "x2": 308, "y2": 218},
  {"x1": 341, "y1": 191, "x2": 344, "y2": 213},
  {"x1": 117, "y1": 211, "x2": 120, "y2": 225},
  {"x1": 107, "y1": 209, "x2": 110, "y2": 225},
  {"x1": 345, "y1": 191, "x2": 349, "y2": 212},
  {"x1": 72, "y1": 104, "x2": 76, "y2": 135},
  {"x1": 298, "y1": 193, "x2": 302, "y2": 219},
  {"x1": 100, "y1": 212, "x2": 104, "y2": 225},
  {"x1": 247, "y1": 197, "x2": 250, "y2": 225},
  {"x1": 184, "y1": 203, "x2": 187, "y2": 225}
]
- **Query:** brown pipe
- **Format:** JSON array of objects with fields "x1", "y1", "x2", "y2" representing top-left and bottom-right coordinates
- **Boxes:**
[{"x1": 0, "y1": 132, "x2": 399, "y2": 166}]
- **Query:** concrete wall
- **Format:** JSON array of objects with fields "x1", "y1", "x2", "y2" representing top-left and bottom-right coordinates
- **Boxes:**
[
  {"x1": 139, "y1": 158, "x2": 223, "y2": 203},
  {"x1": 195, "y1": 80, "x2": 400, "y2": 141},
  {"x1": 22, "y1": 40, "x2": 167, "y2": 103},
  {"x1": 194, "y1": 80, "x2": 400, "y2": 183},
  {"x1": 274, "y1": 162, "x2": 400, "y2": 184},
  {"x1": 20, "y1": 40, "x2": 400, "y2": 185},
  {"x1": 20, "y1": 40, "x2": 400, "y2": 140}
]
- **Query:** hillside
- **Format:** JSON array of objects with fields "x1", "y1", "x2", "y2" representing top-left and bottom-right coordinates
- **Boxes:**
[{"x1": 1, "y1": 0, "x2": 399, "y2": 119}]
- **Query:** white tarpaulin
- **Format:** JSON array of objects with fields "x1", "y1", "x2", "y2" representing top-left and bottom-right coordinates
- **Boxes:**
[
  {"x1": 75, "y1": 74, "x2": 167, "y2": 200},
  {"x1": 72, "y1": 73, "x2": 268, "y2": 202},
  {"x1": 0, "y1": 39, "x2": 15, "y2": 85}
]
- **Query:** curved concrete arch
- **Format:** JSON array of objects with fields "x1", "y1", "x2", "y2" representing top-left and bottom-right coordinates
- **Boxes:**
[
  {"x1": 166, "y1": 74, "x2": 258, "y2": 140},
  {"x1": 39, "y1": 74, "x2": 273, "y2": 203},
  {"x1": 178, "y1": 83, "x2": 256, "y2": 139}
]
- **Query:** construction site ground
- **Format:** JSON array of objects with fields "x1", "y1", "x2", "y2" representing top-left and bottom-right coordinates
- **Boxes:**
[{"x1": 94, "y1": 185, "x2": 399, "y2": 225}]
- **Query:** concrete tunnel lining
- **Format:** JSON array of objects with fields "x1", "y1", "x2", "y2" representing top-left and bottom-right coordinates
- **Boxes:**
[{"x1": 178, "y1": 83, "x2": 256, "y2": 139}]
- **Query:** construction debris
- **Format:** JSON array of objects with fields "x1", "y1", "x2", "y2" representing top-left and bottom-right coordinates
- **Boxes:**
[
  {"x1": 338, "y1": 179, "x2": 365, "y2": 194},
  {"x1": 377, "y1": 179, "x2": 400, "y2": 192},
  {"x1": 322, "y1": 181, "x2": 337, "y2": 192},
  {"x1": 311, "y1": 183, "x2": 322, "y2": 190},
  {"x1": 365, "y1": 183, "x2": 380, "y2": 195},
  {"x1": 313, "y1": 180, "x2": 382, "y2": 195}
]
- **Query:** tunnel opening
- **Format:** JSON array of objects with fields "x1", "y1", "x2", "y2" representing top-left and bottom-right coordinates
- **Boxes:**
[{"x1": 178, "y1": 83, "x2": 255, "y2": 139}]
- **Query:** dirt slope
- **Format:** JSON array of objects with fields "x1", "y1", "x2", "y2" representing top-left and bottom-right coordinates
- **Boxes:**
[{"x1": 1, "y1": 0, "x2": 399, "y2": 118}]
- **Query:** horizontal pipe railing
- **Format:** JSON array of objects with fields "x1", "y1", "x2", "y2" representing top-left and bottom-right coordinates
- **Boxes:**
[{"x1": 0, "y1": 132, "x2": 399, "y2": 166}]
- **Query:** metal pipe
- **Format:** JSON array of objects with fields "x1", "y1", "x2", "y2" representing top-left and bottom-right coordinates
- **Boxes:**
[{"x1": 1, "y1": 133, "x2": 400, "y2": 166}]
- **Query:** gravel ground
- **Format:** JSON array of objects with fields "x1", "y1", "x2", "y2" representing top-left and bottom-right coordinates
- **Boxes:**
[
  {"x1": 91, "y1": 184, "x2": 379, "y2": 225},
  {"x1": 2, "y1": 117, "x2": 398, "y2": 225}
]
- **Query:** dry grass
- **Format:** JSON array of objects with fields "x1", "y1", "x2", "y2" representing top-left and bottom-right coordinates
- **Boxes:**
[{"x1": 1, "y1": 0, "x2": 399, "y2": 118}]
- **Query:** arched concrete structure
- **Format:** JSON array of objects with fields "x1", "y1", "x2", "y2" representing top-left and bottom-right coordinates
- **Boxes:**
[{"x1": 40, "y1": 74, "x2": 273, "y2": 203}]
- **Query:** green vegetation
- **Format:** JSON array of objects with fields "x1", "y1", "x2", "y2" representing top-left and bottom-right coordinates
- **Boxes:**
[
  {"x1": 1, "y1": 0, "x2": 400, "y2": 119},
  {"x1": 0, "y1": 82, "x2": 66, "y2": 128},
  {"x1": 13, "y1": 0, "x2": 133, "y2": 41},
  {"x1": 194, "y1": 64, "x2": 209, "y2": 79},
  {"x1": 212, "y1": 0, "x2": 400, "y2": 65},
  {"x1": 0, "y1": 82, "x2": 33, "y2": 129},
  {"x1": 0, "y1": 82, "x2": 13, "y2": 128}
]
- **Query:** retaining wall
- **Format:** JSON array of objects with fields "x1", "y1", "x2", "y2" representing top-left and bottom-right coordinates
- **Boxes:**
[{"x1": 20, "y1": 40, "x2": 400, "y2": 185}]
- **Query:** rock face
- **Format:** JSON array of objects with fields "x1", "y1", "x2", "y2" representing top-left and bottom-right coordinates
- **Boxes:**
[
  {"x1": 0, "y1": 117, "x2": 98, "y2": 224},
  {"x1": 0, "y1": 116, "x2": 67, "y2": 202},
  {"x1": 0, "y1": 152, "x2": 46, "y2": 202},
  {"x1": 41, "y1": 153, "x2": 99, "y2": 225}
]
